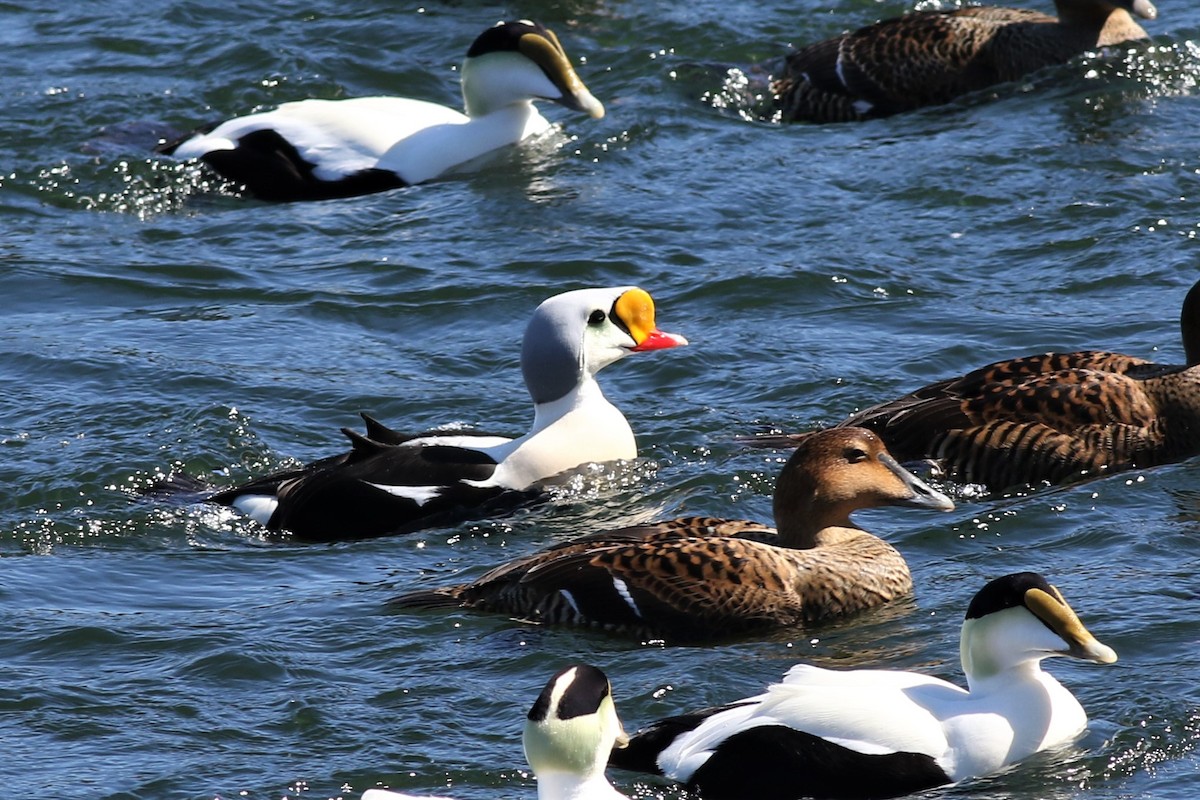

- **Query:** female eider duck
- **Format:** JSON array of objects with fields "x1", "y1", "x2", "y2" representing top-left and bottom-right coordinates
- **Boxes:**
[
  {"x1": 393, "y1": 428, "x2": 953, "y2": 641},
  {"x1": 190, "y1": 287, "x2": 685, "y2": 541},
  {"x1": 362, "y1": 664, "x2": 630, "y2": 800},
  {"x1": 753, "y1": 278, "x2": 1200, "y2": 492},
  {"x1": 771, "y1": 0, "x2": 1157, "y2": 123},
  {"x1": 609, "y1": 572, "x2": 1117, "y2": 800},
  {"x1": 158, "y1": 20, "x2": 604, "y2": 201}
]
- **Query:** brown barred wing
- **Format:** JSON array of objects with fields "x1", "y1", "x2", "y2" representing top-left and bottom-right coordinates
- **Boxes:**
[
  {"x1": 930, "y1": 420, "x2": 1116, "y2": 489},
  {"x1": 506, "y1": 533, "x2": 909, "y2": 640},
  {"x1": 963, "y1": 369, "x2": 1157, "y2": 430},
  {"x1": 831, "y1": 9, "x2": 1054, "y2": 115},
  {"x1": 774, "y1": 36, "x2": 867, "y2": 123},
  {"x1": 390, "y1": 517, "x2": 774, "y2": 619},
  {"x1": 510, "y1": 537, "x2": 815, "y2": 639},
  {"x1": 946, "y1": 351, "x2": 1152, "y2": 395}
]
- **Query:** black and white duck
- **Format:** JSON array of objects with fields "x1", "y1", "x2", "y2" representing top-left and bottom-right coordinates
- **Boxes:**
[
  {"x1": 609, "y1": 572, "x2": 1117, "y2": 800},
  {"x1": 158, "y1": 20, "x2": 604, "y2": 201},
  {"x1": 393, "y1": 428, "x2": 953, "y2": 641},
  {"x1": 171, "y1": 286, "x2": 685, "y2": 541}
]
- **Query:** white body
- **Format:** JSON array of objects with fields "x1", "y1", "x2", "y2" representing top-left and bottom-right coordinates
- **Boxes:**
[
  {"x1": 229, "y1": 286, "x2": 682, "y2": 529},
  {"x1": 172, "y1": 96, "x2": 550, "y2": 185},
  {"x1": 659, "y1": 660, "x2": 1086, "y2": 785},
  {"x1": 654, "y1": 593, "x2": 1115, "y2": 791}
]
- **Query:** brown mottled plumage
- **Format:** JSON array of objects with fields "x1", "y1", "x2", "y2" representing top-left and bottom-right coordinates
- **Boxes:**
[
  {"x1": 754, "y1": 280, "x2": 1200, "y2": 493},
  {"x1": 772, "y1": 0, "x2": 1158, "y2": 123},
  {"x1": 392, "y1": 429, "x2": 953, "y2": 642}
]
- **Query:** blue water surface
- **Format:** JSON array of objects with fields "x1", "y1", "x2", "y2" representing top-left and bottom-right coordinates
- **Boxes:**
[{"x1": 3, "y1": 1, "x2": 1200, "y2": 798}]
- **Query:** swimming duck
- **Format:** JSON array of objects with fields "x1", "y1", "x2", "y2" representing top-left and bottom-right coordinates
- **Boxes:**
[
  {"x1": 363, "y1": 663, "x2": 630, "y2": 800},
  {"x1": 749, "y1": 279, "x2": 1200, "y2": 492},
  {"x1": 157, "y1": 20, "x2": 604, "y2": 201},
  {"x1": 770, "y1": 0, "x2": 1157, "y2": 123},
  {"x1": 191, "y1": 287, "x2": 685, "y2": 541},
  {"x1": 393, "y1": 428, "x2": 953, "y2": 641},
  {"x1": 609, "y1": 571, "x2": 1116, "y2": 800}
]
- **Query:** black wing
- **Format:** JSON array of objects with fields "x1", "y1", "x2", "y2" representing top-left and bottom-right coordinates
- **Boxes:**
[{"x1": 212, "y1": 426, "x2": 541, "y2": 541}]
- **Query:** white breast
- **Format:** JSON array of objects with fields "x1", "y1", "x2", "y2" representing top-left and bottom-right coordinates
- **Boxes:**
[
  {"x1": 373, "y1": 102, "x2": 550, "y2": 183},
  {"x1": 472, "y1": 379, "x2": 636, "y2": 491}
]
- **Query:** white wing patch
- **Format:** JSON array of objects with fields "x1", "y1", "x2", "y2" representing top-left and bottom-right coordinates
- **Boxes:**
[
  {"x1": 831, "y1": 46, "x2": 875, "y2": 116},
  {"x1": 366, "y1": 483, "x2": 442, "y2": 507},
  {"x1": 612, "y1": 576, "x2": 642, "y2": 618},
  {"x1": 558, "y1": 589, "x2": 583, "y2": 616},
  {"x1": 836, "y1": 50, "x2": 850, "y2": 89}
]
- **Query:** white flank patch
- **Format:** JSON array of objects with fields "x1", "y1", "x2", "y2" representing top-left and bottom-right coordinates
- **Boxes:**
[
  {"x1": 366, "y1": 482, "x2": 442, "y2": 507},
  {"x1": 611, "y1": 576, "x2": 642, "y2": 618},
  {"x1": 231, "y1": 494, "x2": 279, "y2": 526},
  {"x1": 853, "y1": 99, "x2": 874, "y2": 115}
]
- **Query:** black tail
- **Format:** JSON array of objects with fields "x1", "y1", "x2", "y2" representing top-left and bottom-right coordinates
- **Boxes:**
[
  {"x1": 153, "y1": 119, "x2": 222, "y2": 155},
  {"x1": 139, "y1": 471, "x2": 214, "y2": 501}
]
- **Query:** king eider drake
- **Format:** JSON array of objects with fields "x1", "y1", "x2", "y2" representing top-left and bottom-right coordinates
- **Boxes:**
[
  {"x1": 362, "y1": 664, "x2": 630, "y2": 800},
  {"x1": 157, "y1": 20, "x2": 604, "y2": 201},
  {"x1": 770, "y1": 0, "x2": 1157, "y2": 123},
  {"x1": 609, "y1": 572, "x2": 1117, "y2": 800},
  {"x1": 761, "y1": 278, "x2": 1200, "y2": 492},
  {"x1": 186, "y1": 287, "x2": 685, "y2": 541},
  {"x1": 392, "y1": 428, "x2": 953, "y2": 641}
]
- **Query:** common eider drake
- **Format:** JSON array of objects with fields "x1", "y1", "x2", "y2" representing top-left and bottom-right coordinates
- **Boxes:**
[
  {"x1": 609, "y1": 572, "x2": 1117, "y2": 800},
  {"x1": 158, "y1": 20, "x2": 604, "y2": 201},
  {"x1": 393, "y1": 428, "x2": 953, "y2": 641},
  {"x1": 188, "y1": 287, "x2": 685, "y2": 541},
  {"x1": 362, "y1": 663, "x2": 630, "y2": 800},
  {"x1": 770, "y1": 0, "x2": 1157, "y2": 123}
]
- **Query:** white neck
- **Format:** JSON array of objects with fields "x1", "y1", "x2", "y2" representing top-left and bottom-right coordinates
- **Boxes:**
[
  {"x1": 950, "y1": 661, "x2": 1086, "y2": 779},
  {"x1": 472, "y1": 377, "x2": 636, "y2": 490},
  {"x1": 529, "y1": 376, "x2": 603, "y2": 432}
]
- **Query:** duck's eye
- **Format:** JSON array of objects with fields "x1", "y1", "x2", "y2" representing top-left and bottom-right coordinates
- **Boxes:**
[
  {"x1": 588, "y1": 309, "x2": 606, "y2": 325},
  {"x1": 845, "y1": 447, "x2": 869, "y2": 463}
]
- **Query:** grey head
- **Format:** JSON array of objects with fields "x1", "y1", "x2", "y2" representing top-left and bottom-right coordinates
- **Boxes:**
[{"x1": 520, "y1": 287, "x2": 687, "y2": 405}]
